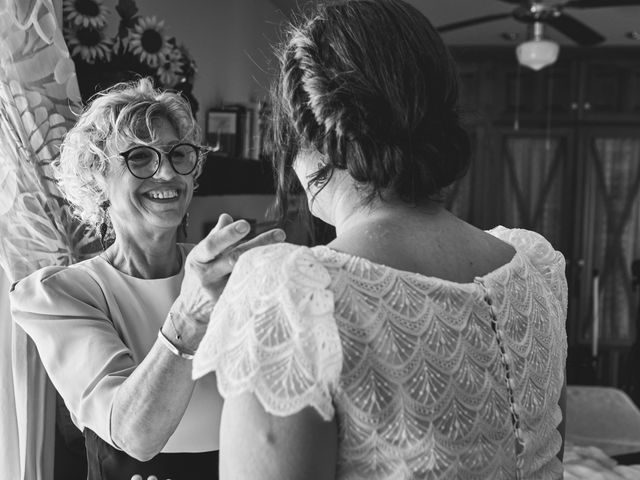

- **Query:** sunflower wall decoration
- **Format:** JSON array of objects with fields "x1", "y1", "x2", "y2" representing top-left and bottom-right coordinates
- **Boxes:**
[{"x1": 62, "y1": 0, "x2": 199, "y2": 114}]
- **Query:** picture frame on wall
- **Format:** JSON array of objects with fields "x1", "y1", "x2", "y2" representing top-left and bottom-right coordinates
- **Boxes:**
[{"x1": 206, "y1": 108, "x2": 240, "y2": 157}]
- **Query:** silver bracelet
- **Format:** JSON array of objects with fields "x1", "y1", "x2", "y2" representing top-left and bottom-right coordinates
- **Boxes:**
[{"x1": 157, "y1": 329, "x2": 195, "y2": 360}]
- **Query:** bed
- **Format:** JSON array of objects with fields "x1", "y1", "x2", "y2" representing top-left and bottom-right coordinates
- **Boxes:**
[{"x1": 563, "y1": 386, "x2": 640, "y2": 479}]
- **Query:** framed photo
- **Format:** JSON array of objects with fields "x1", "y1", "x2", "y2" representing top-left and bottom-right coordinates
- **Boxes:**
[{"x1": 206, "y1": 108, "x2": 240, "y2": 156}]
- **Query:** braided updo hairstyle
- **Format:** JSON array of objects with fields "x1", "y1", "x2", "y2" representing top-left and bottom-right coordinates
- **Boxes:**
[{"x1": 270, "y1": 0, "x2": 470, "y2": 220}]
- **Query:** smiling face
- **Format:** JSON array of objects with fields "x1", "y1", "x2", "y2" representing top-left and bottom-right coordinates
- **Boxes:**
[{"x1": 104, "y1": 116, "x2": 194, "y2": 243}]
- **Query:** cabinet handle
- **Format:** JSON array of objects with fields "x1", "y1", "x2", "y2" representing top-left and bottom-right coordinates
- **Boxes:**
[
  {"x1": 584, "y1": 102, "x2": 592, "y2": 111},
  {"x1": 571, "y1": 102, "x2": 579, "y2": 111}
]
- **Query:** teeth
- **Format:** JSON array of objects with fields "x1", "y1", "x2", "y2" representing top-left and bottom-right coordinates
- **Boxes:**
[{"x1": 147, "y1": 189, "x2": 178, "y2": 199}]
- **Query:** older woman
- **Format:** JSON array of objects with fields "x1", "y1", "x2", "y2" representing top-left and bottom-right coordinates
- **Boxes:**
[
  {"x1": 192, "y1": 1, "x2": 568, "y2": 479},
  {"x1": 10, "y1": 78, "x2": 284, "y2": 480}
]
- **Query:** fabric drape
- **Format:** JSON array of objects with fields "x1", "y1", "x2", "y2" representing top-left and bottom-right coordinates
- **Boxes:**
[
  {"x1": 0, "y1": 1, "x2": 98, "y2": 479},
  {"x1": 0, "y1": 267, "x2": 20, "y2": 480}
]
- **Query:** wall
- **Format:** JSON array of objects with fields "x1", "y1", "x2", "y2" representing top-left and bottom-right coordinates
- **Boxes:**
[{"x1": 135, "y1": 0, "x2": 288, "y2": 129}]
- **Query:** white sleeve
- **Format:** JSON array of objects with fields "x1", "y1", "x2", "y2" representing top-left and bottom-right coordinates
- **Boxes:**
[
  {"x1": 193, "y1": 243, "x2": 343, "y2": 421},
  {"x1": 10, "y1": 266, "x2": 135, "y2": 446},
  {"x1": 489, "y1": 226, "x2": 568, "y2": 318}
]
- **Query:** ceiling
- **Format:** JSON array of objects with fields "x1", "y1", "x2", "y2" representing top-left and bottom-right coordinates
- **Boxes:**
[{"x1": 270, "y1": 0, "x2": 640, "y2": 46}]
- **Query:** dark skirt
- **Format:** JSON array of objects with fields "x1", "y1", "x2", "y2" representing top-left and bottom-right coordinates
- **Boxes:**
[{"x1": 84, "y1": 429, "x2": 219, "y2": 480}]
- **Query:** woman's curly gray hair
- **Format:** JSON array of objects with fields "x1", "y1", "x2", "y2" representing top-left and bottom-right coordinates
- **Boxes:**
[{"x1": 54, "y1": 77, "x2": 203, "y2": 235}]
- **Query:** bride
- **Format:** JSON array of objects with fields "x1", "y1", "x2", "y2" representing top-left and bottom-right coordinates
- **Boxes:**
[{"x1": 192, "y1": 0, "x2": 568, "y2": 479}]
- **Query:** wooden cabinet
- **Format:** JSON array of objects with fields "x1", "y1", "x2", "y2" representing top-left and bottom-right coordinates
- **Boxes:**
[
  {"x1": 449, "y1": 47, "x2": 640, "y2": 389},
  {"x1": 579, "y1": 58, "x2": 640, "y2": 122},
  {"x1": 492, "y1": 60, "x2": 577, "y2": 124},
  {"x1": 454, "y1": 47, "x2": 640, "y2": 125}
]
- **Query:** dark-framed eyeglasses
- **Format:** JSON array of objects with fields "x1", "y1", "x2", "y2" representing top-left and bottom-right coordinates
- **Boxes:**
[{"x1": 119, "y1": 143, "x2": 207, "y2": 179}]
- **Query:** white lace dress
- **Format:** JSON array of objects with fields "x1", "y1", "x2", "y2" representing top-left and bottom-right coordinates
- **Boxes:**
[{"x1": 193, "y1": 227, "x2": 568, "y2": 480}]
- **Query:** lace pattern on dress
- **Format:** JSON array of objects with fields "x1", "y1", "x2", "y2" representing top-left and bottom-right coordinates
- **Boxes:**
[
  {"x1": 192, "y1": 243, "x2": 343, "y2": 420},
  {"x1": 486, "y1": 226, "x2": 568, "y2": 480},
  {"x1": 193, "y1": 228, "x2": 568, "y2": 480}
]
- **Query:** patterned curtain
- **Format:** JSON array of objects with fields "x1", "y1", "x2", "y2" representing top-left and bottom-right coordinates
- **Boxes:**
[
  {"x1": 0, "y1": 1, "x2": 98, "y2": 478},
  {"x1": 588, "y1": 137, "x2": 640, "y2": 343}
]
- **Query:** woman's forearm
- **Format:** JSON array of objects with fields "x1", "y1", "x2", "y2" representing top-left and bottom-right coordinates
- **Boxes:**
[{"x1": 110, "y1": 329, "x2": 197, "y2": 461}]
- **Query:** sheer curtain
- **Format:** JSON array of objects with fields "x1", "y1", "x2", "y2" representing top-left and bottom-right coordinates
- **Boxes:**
[{"x1": 0, "y1": 1, "x2": 98, "y2": 478}]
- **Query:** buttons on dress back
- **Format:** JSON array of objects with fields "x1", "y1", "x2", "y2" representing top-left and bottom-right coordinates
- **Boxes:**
[{"x1": 476, "y1": 279, "x2": 525, "y2": 478}]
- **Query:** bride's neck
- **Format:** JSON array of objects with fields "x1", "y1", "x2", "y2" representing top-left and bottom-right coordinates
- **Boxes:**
[{"x1": 333, "y1": 197, "x2": 444, "y2": 238}]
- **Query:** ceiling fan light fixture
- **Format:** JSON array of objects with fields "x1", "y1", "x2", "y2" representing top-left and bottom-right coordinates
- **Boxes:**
[{"x1": 516, "y1": 38, "x2": 559, "y2": 70}]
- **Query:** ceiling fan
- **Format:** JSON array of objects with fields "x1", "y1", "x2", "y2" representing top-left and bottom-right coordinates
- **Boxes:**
[{"x1": 437, "y1": 0, "x2": 640, "y2": 70}]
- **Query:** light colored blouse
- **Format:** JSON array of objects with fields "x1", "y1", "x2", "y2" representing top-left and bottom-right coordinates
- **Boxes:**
[
  {"x1": 11, "y1": 244, "x2": 222, "y2": 453},
  {"x1": 193, "y1": 227, "x2": 568, "y2": 479}
]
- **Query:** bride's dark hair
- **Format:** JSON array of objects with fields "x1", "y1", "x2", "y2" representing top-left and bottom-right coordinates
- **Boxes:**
[{"x1": 268, "y1": 0, "x2": 471, "y2": 224}]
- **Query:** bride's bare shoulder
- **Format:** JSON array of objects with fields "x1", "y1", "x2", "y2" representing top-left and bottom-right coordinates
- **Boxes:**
[{"x1": 328, "y1": 212, "x2": 517, "y2": 283}]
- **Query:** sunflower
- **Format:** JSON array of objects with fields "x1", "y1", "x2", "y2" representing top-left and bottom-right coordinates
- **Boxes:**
[
  {"x1": 63, "y1": 0, "x2": 109, "y2": 29},
  {"x1": 66, "y1": 26, "x2": 112, "y2": 64},
  {"x1": 128, "y1": 16, "x2": 173, "y2": 68},
  {"x1": 156, "y1": 47, "x2": 183, "y2": 87}
]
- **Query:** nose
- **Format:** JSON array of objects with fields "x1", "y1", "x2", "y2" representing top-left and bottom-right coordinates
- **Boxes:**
[{"x1": 152, "y1": 152, "x2": 177, "y2": 180}]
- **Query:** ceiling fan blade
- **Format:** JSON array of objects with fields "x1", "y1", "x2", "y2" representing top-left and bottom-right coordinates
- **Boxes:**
[
  {"x1": 545, "y1": 12, "x2": 605, "y2": 45},
  {"x1": 565, "y1": 0, "x2": 640, "y2": 8},
  {"x1": 437, "y1": 13, "x2": 512, "y2": 33}
]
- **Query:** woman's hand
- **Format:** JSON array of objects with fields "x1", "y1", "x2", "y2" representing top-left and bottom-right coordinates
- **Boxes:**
[{"x1": 166, "y1": 213, "x2": 285, "y2": 351}]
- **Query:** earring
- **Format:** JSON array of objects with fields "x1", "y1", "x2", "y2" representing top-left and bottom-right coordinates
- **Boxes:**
[
  {"x1": 180, "y1": 212, "x2": 190, "y2": 239},
  {"x1": 99, "y1": 200, "x2": 110, "y2": 250}
]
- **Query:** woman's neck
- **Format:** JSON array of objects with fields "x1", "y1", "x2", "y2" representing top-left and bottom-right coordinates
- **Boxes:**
[{"x1": 103, "y1": 235, "x2": 182, "y2": 279}]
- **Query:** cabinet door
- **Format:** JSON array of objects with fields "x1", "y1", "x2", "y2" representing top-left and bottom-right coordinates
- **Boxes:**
[
  {"x1": 491, "y1": 128, "x2": 576, "y2": 253},
  {"x1": 580, "y1": 59, "x2": 640, "y2": 122},
  {"x1": 448, "y1": 126, "x2": 577, "y2": 246},
  {"x1": 489, "y1": 60, "x2": 577, "y2": 125},
  {"x1": 576, "y1": 128, "x2": 640, "y2": 348}
]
